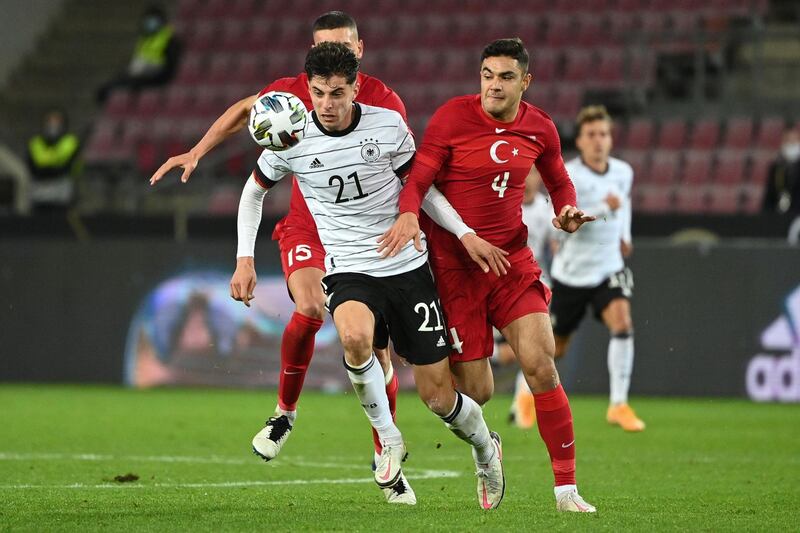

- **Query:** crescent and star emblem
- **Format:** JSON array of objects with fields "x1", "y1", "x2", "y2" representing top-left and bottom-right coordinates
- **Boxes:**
[{"x1": 490, "y1": 140, "x2": 510, "y2": 164}]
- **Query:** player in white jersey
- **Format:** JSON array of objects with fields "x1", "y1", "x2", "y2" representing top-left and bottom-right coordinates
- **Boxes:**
[
  {"x1": 234, "y1": 42, "x2": 508, "y2": 508},
  {"x1": 549, "y1": 105, "x2": 644, "y2": 432}
]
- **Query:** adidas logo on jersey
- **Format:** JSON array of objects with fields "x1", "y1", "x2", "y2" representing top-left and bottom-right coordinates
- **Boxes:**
[
  {"x1": 309, "y1": 158, "x2": 324, "y2": 169},
  {"x1": 436, "y1": 336, "x2": 446, "y2": 347}
]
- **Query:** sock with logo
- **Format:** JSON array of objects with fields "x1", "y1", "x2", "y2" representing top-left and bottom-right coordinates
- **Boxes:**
[
  {"x1": 371, "y1": 364, "x2": 399, "y2": 454},
  {"x1": 608, "y1": 332, "x2": 634, "y2": 405},
  {"x1": 441, "y1": 391, "x2": 493, "y2": 464},
  {"x1": 275, "y1": 405, "x2": 297, "y2": 425},
  {"x1": 277, "y1": 312, "x2": 324, "y2": 412},
  {"x1": 533, "y1": 383, "x2": 576, "y2": 486},
  {"x1": 345, "y1": 354, "x2": 401, "y2": 443}
]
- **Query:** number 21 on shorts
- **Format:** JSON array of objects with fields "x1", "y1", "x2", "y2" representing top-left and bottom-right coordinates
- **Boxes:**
[{"x1": 287, "y1": 244, "x2": 312, "y2": 267}]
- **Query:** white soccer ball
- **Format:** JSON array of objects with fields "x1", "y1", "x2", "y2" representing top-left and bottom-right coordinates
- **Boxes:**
[{"x1": 248, "y1": 91, "x2": 307, "y2": 151}]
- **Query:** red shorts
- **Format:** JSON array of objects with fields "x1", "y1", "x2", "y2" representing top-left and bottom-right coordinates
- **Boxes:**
[
  {"x1": 273, "y1": 216, "x2": 326, "y2": 280},
  {"x1": 432, "y1": 247, "x2": 551, "y2": 363}
]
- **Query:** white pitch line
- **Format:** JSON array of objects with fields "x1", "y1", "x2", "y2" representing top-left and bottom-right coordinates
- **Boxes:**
[
  {"x1": 0, "y1": 470, "x2": 460, "y2": 490},
  {"x1": 0, "y1": 451, "x2": 461, "y2": 489}
]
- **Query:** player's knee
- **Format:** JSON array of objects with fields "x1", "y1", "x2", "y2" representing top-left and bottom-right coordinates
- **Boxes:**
[
  {"x1": 339, "y1": 329, "x2": 372, "y2": 357},
  {"x1": 294, "y1": 298, "x2": 325, "y2": 320},
  {"x1": 460, "y1": 381, "x2": 493, "y2": 406},
  {"x1": 522, "y1": 358, "x2": 559, "y2": 390}
]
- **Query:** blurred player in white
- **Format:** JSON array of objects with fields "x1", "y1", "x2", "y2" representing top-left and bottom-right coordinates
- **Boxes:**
[
  {"x1": 550, "y1": 105, "x2": 644, "y2": 432},
  {"x1": 496, "y1": 169, "x2": 554, "y2": 429}
]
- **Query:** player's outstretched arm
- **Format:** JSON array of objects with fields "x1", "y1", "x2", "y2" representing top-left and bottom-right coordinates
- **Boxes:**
[
  {"x1": 552, "y1": 205, "x2": 596, "y2": 233},
  {"x1": 149, "y1": 93, "x2": 258, "y2": 185},
  {"x1": 231, "y1": 174, "x2": 269, "y2": 307}
]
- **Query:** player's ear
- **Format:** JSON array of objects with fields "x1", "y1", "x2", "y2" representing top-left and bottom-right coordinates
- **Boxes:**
[
  {"x1": 356, "y1": 39, "x2": 364, "y2": 60},
  {"x1": 353, "y1": 80, "x2": 360, "y2": 98},
  {"x1": 522, "y1": 72, "x2": 533, "y2": 91}
]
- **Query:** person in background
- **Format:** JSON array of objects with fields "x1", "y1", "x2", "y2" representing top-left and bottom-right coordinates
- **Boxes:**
[
  {"x1": 26, "y1": 109, "x2": 81, "y2": 213},
  {"x1": 762, "y1": 126, "x2": 800, "y2": 215},
  {"x1": 96, "y1": 5, "x2": 180, "y2": 103}
]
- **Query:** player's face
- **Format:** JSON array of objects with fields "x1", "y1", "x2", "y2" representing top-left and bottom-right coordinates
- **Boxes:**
[
  {"x1": 480, "y1": 56, "x2": 531, "y2": 122},
  {"x1": 576, "y1": 119, "x2": 613, "y2": 164},
  {"x1": 308, "y1": 74, "x2": 360, "y2": 131},
  {"x1": 312, "y1": 28, "x2": 364, "y2": 60}
]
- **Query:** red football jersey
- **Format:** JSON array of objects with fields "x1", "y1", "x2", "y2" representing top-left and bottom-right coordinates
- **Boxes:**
[
  {"x1": 398, "y1": 95, "x2": 576, "y2": 269},
  {"x1": 259, "y1": 73, "x2": 408, "y2": 241}
]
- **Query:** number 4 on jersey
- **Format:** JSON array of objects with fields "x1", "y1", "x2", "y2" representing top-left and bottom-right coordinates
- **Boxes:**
[{"x1": 492, "y1": 171, "x2": 510, "y2": 197}]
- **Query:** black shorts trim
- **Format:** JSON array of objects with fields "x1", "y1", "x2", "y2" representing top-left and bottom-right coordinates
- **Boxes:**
[{"x1": 323, "y1": 264, "x2": 451, "y2": 365}]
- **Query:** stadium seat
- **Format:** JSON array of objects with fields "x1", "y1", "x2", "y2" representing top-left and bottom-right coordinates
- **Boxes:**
[
  {"x1": 220, "y1": 20, "x2": 248, "y2": 52},
  {"x1": 83, "y1": 118, "x2": 121, "y2": 162},
  {"x1": 563, "y1": 49, "x2": 592, "y2": 81},
  {"x1": 595, "y1": 47, "x2": 625, "y2": 88},
  {"x1": 741, "y1": 184, "x2": 765, "y2": 213},
  {"x1": 624, "y1": 118, "x2": 655, "y2": 150},
  {"x1": 674, "y1": 186, "x2": 708, "y2": 213},
  {"x1": 635, "y1": 184, "x2": 674, "y2": 213},
  {"x1": 544, "y1": 14, "x2": 573, "y2": 48},
  {"x1": 532, "y1": 49, "x2": 557, "y2": 83},
  {"x1": 175, "y1": 53, "x2": 205, "y2": 85},
  {"x1": 605, "y1": 11, "x2": 638, "y2": 46},
  {"x1": 682, "y1": 150, "x2": 713, "y2": 184},
  {"x1": 713, "y1": 150, "x2": 747, "y2": 185},
  {"x1": 755, "y1": 117, "x2": 785, "y2": 151},
  {"x1": 722, "y1": 117, "x2": 754, "y2": 149},
  {"x1": 550, "y1": 84, "x2": 583, "y2": 121},
  {"x1": 657, "y1": 118, "x2": 688, "y2": 150},
  {"x1": 706, "y1": 185, "x2": 741, "y2": 214},
  {"x1": 748, "y1": 150, "x2": 774, "y2": 185},
  {"x1": 105, "y1": 91, "x2": 135, "y2": 118},
  {"x1": 617, "y1": 150, "x2": 647, "y2": 181},
  {"x1": 186, "y1": 20, "x2": 218, "y2": 52},
  {"x1": 135, "y1": 90, "x2": 163, "y2": 117},
  {"x1": 575, "y1": 13, "x2": 607, "y2": 47},
  {"x1": 162, "y1": 86, "x2": 193, "y2": 118},
  {"x1": 648, "y1": 150, "x2": 680, "y2": 185},
  {"x1": 207, "y1": 53, "x2": 233, "y2": 85},
  {"x1": 689, "y1": 119, "x2": 720, "y2": 150}
]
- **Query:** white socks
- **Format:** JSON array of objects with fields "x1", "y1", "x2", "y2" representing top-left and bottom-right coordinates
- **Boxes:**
[
  {"x1": 608, "y1": 333, "x2": 634, "y2": 405},
  {"x1": 276, "y1": 406, "x2": 297, "y2": 425},
  {"x1": 345, "y1": 354, "x2": 401, "y2": 444},
  {"x1": 441, "y1": 392, "x2": 494, "y2": 464}
]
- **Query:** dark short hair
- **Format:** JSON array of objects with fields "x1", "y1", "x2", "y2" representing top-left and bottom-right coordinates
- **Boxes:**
[
  {"x1": 305, "y1": 41, "x2": 360, "y2": 85},
  {"x1": 481, "y1": 38, "x2": 529, "y2": 73},
  {"x1": 312, "y1": 11, "x2": 358, "y2": 37},
  {"x1": 576, "y1": 105, "x2": 613, "y2": 136}
]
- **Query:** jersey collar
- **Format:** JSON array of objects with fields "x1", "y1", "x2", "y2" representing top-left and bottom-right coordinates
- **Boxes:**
[{"x1": 312, "y1": 103, "x2": 362, "y2": 137}]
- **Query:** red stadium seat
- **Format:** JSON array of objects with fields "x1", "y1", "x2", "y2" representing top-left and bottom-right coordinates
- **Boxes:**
[
  {"x1": 544, "y1": 14, "x2": 573, "y2": 48},
  {"x1": 682, "y1": 150, "x2": 713, "y2": 184},
  {"x1": 617, "y1": 150, "x2": 647, "y2": 181},
  {"x1": 713, "y1": 150, "x2": 747, "y2": 185},
  {"x1": 175, "y1": 53, "x2": 205, "y2": 85},
  {"x1": 674, "y1": 186, "x2": 708, "y2": 213},
  {"x1": 532, "y1": 49, "x2": 557, "y2": 83},
  {"x1": 563, "y1": 49, "x2": 592, "y2": 82},
  {"x1": 741, "y1": 184, "x2": 765, "y2": 213},
  {"x1": 162, "y1": 86, "x2": 193, "y2": 118},
  {"x1": 220, "y1": 20, "x2": 248, "y2": 52},
  {"x1": 105, "y1": 91, "x2": 135, "y2": 118},
  {"x1": 657, "y1": 119, "x2": 688, "y2": 150},
  {"x1": 635, "y1": 184, "x2": 674, "y2": 213},
  {"x1": 722, "y1": 117, "x2": 754, "y2": 149},
  {"x1": 605, "y1": 11, "x2": 638, "y2": 46},
  {"x1": 207, "y1": 53, "x2": 233, "y2": 85},
  {"x1": 689, "y1": 119, "x2": 720, "y2": 150},
  {"x1": 707, "y1": 185, "x2": 741, "y2": 214},
  {"x1": 624, "y1": 118, "x2": 655, "y2": 150},
  {"x1": 755, "y1": 117, "x2": 785, "y2": 151},
  {"x1": 595, "y1": 48, "x2": 625, "y2": 87},
  {"x1": 186, "y1": 20, "x2": 217, "y2": 52},
  {"x1": 748, "y1": 150, "x2": 774, "y2": 185},
  {"x1": 135, "y1": 89, "x2": 163, "y2": 117},
  {"x1": 648, "y1": 150, "x2": 680, "y2": 185}
]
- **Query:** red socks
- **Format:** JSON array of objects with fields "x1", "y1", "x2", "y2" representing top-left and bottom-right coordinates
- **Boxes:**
[
  {"x1": 372, "y1": 370, "x2": 399, "y2": 454},
  {"x1": 534, "y1": 384, "x2": 577, "y2": 486},
  {"x1": 277, "y1": 312, "x2": 323, "y2": 412}
]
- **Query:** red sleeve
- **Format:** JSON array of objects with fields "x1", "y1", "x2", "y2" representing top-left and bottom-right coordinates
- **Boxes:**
[
  {"x1": 377, "y1": 90, "x2": 408, "y2": 124},
  {"x1": 535, "y1": 118, "x2": 576, "y2": 214},
  {"x1": 397, "y1": 105, "x2": 452, "y2": 216}
]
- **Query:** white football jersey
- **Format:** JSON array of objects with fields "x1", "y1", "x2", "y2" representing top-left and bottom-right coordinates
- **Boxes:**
[
  {"x1": 551, "y1": 156, "x2": 633, "y2": 287},
  {"x1": 521, "y1": 191, "x2": 555, "y2": 284},
  {"x1": 256, "y1": 103, "x2": 426, "y2": 277}
]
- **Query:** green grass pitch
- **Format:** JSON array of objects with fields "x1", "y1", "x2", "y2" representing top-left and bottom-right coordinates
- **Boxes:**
[{"x1": 1, "y1": 385, "x2": 798, "y2": 531}]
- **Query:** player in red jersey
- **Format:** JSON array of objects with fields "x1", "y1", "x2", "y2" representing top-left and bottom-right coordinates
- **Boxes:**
[
  {"x1": 149, "y1": 11, "x2": 408, "y2": 488},
  {"x1": 380, "y1": 38, "x2": 597, "y2": 512}
]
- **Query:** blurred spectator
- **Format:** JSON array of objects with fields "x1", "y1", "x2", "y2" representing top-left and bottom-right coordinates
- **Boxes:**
[
  {"x1": 26, "y1": 109, "x2": 81, "y2": 213},
  {"x1": 96, "y1": 5, "x2": 180, "y2": 103},
  {"x1": 0, "y1": 135, "x2": 31, "y2": 214},
  {"x1": 762, "y1": 126, "x2": 800, "y2": 214}
]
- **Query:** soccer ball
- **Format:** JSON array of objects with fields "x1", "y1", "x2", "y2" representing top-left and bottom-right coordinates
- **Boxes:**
[{"x1": 248, "y1": 91, "x2": 307, "y2": 151}]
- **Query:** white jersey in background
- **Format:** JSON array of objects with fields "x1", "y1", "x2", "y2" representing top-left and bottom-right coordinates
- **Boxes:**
[
  {"x1": 551, "y1": 156, "x2": 633, "y2": 287},
  {"x1": 254, "y1": 103, "x2": 424, "y2": 277},
  {"x1": 521, "y1": 191, "x2": 555, "y2": 285}
]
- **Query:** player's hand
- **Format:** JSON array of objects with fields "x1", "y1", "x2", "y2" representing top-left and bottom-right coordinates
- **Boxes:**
[
  {"x1": 552, "y1": 205, "x2": 595, "y2": 233},
  {"x1": 377, "y1": 212, "x2": 423, "y2": 258},
  {"x1": 230, "y1": 257, "x2": 257, "y2": 307},
  {"x1": 460, "y1": 233, "x2": 510, "y2": 276},
  {"x1": 149, "y1": 151, "x2": 199, "y2": 185},
  {"x1": 621, "y1": 240, "x2": 633, "y2": 258},
  {"x1": 605, "y1": 193, "x2": 621, "y2": 211}
]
